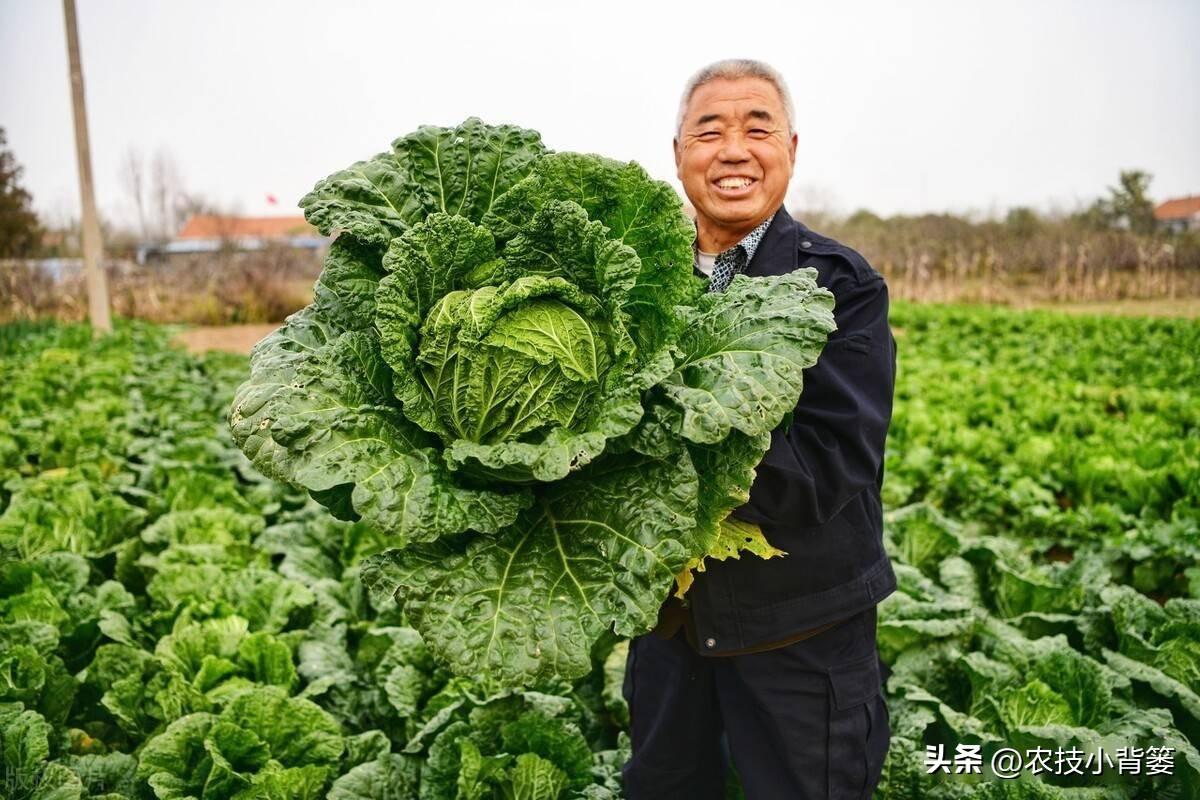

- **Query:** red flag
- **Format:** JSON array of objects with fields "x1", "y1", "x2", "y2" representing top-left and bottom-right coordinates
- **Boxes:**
[{"x1": 266, "y1": 193, "x2": 278, "y2": 206}]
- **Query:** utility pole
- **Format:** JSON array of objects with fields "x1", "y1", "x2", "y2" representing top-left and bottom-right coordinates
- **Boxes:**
[{"x1": 63, "y1": 0, "x2": 112, "y2": 333}]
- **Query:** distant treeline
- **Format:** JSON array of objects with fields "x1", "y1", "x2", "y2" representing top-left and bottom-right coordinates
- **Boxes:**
[
  {"x1": 801, "y1": 208, "x2": 1200, "y2": 304},
  {"x1": 800, "y1": 171, "x2": 1200, "y2": 303},
  {"x1": 0, "y1": 246, "x2": 319, "y2": 325}
]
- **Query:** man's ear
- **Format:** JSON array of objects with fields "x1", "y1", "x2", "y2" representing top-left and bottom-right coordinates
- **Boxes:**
[
  {"x1": 787, "y1": 131, "x2": 797, "y2": 175},
  {"x1": 673, "y1": 137, "x2": 682, "y2": 178}
]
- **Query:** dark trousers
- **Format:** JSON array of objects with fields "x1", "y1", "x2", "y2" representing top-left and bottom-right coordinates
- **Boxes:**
[{"x1": 622, "y1": 605, "x2": 890, "y2": 799}]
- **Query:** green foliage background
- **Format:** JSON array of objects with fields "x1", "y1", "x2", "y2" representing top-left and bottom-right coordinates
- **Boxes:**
[{"x1": 0, "y1": 301, "x2": 1197, "y2": 798}]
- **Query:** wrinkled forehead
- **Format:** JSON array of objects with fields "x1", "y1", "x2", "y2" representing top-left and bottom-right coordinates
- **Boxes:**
[{"x1": 683, "y1": 78, "x2": 787, "y2": 126}]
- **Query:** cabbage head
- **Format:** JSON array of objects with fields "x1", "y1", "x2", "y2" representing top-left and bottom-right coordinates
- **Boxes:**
[{"x1": 229, "y1": 118, "x2": 836, "y2": 689}]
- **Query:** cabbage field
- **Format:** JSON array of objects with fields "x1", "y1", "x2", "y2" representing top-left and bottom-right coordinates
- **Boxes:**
[{"x1": 1, "y1": 303, "x2": 1197, "y2": 799}]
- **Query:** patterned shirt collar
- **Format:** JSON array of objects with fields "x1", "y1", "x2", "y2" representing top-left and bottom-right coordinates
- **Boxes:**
[
  {"x1": 692, "y1": 215, "x2": 774, "y2": 269},
  {"x1": 693, "y1": 215, "x2": 775, "y2": 292}
]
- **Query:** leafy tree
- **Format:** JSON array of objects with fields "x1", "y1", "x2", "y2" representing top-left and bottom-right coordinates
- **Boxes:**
[
  {"x1": 1074, "y1": 169, "x2": 1157, "y2": 234},
  {"x1": 846, "y1": 208, "x2": 885, "y2": 227},
  {"x1": 1107, "y1": 169, "x2": 1157, "y2": 235},
  {"x1": 0, "y1": 127, "x2": 43, "y2": 258},
  {"x1": 1004, "y1": 206, "x2": 1041, "y2": 239}
]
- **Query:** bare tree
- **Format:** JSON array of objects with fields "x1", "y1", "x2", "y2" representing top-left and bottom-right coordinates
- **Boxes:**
[
  {"x1": 120, "y1": 146, "x2": 149, "y2": 240},
  {"x1": 150, "y1": 149, "x2": 185, "y2": 239},
  {"x1": 209, "y1": 206, "x2": 242, "y2": 248}
]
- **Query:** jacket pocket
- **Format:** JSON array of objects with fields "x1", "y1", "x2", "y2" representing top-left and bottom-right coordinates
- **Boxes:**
[{"x1": 842, "y1": 331, "x2": 872, "y2": 354}]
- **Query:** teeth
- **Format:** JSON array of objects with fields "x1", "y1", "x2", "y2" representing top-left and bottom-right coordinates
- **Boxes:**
[{"x1": 716, "y1": 178, "x2": 753, "y2": 189}]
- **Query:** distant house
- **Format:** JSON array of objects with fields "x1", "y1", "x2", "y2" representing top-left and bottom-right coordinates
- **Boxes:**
[
  {"x1": 1154, "y1": 196, "x2": 1200, "y2": 234},
  {"x1": 138, "y1": 215, "x2": 330, "y2": 263}
]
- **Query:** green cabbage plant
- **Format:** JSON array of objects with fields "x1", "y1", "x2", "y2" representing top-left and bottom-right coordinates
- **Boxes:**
[{"x1": 229, "y1": 118, "x2": 836, "y2": 688}]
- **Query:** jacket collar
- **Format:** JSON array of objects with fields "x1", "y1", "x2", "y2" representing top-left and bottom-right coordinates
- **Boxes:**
[{"x1": 745, "y1": 205, "x2": 800, "y2": 278}]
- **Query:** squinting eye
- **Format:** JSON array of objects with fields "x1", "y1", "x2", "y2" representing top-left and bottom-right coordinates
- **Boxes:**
[
  {"x1": 698, "y1": 131, "x2": 720, "y2": 140},
  {"x1": 749, "y1": 129, "x2": 769, "y2": 137}
]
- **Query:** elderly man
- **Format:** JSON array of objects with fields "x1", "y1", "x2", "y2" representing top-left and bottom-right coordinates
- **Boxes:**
[{"x1": 621, "y1": 59, "x2": 897, "y2": 798}]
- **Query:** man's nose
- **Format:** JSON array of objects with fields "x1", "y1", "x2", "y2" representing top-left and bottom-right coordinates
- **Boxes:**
[{"x1": 718, "y1": 133, "x2": 752, "y2": 161}]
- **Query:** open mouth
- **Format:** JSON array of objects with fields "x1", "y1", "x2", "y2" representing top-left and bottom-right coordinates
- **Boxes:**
[{"x1": 712, "y1": 176, "x2": 758, "y2": 196}]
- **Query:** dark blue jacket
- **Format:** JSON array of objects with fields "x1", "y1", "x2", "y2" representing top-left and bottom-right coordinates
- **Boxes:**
[{"x1": 687, "y1": 206, "x2": 898, "y2": 654}]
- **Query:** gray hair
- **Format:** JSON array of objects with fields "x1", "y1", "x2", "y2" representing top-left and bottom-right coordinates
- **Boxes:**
[{"x1": 675, "y1": 59, "x2": 795, "y2": 137}]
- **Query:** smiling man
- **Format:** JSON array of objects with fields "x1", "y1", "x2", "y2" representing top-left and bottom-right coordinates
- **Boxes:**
[{"x1": 621, "y1": 60, "x2": 898, "y2": 798}]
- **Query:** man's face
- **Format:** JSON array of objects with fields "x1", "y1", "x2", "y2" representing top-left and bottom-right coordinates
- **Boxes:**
[{"x1": 674, "y1": 77, "x2": 797, "y2": 239}]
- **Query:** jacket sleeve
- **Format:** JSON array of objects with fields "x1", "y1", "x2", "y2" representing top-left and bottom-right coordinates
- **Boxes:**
[{"x1": 730, "y1": 272, "x2": 896, "y2": 529}]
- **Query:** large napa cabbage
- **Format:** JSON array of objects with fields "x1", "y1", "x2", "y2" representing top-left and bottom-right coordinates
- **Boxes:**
[{"x1": 229, "y1": 118, "x2": 836, "y2": 688}]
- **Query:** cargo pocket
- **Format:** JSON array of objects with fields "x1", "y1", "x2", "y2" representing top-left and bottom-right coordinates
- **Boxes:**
[
  {"x1": 863, "y1": 692, "x2": 891, "y2": 797},
  {"x1": 825, "y1": 651, "x2": 882, "y2": 800}
]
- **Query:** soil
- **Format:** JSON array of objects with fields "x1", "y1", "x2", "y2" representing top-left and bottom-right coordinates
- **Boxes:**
[
  {"x1": 167, "y1": 296, "x2": 1195, "y2": 358},
  {"x1": 173, "y1": 323, "x2": 279, "y2": 355}
]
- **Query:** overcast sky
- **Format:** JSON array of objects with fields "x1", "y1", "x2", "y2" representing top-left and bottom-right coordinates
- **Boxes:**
[{"x1": 2, "y1": 0, "x2": 1197, "y2": 229}]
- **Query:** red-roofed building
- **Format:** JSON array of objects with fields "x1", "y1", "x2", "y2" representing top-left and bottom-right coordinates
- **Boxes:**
[
  {"x1": 1155, "y1": 196, "x2": 1200, "y2": 233},
  {"x1": 139, "y1": 215, "x2": 329, "y2": 263}
]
